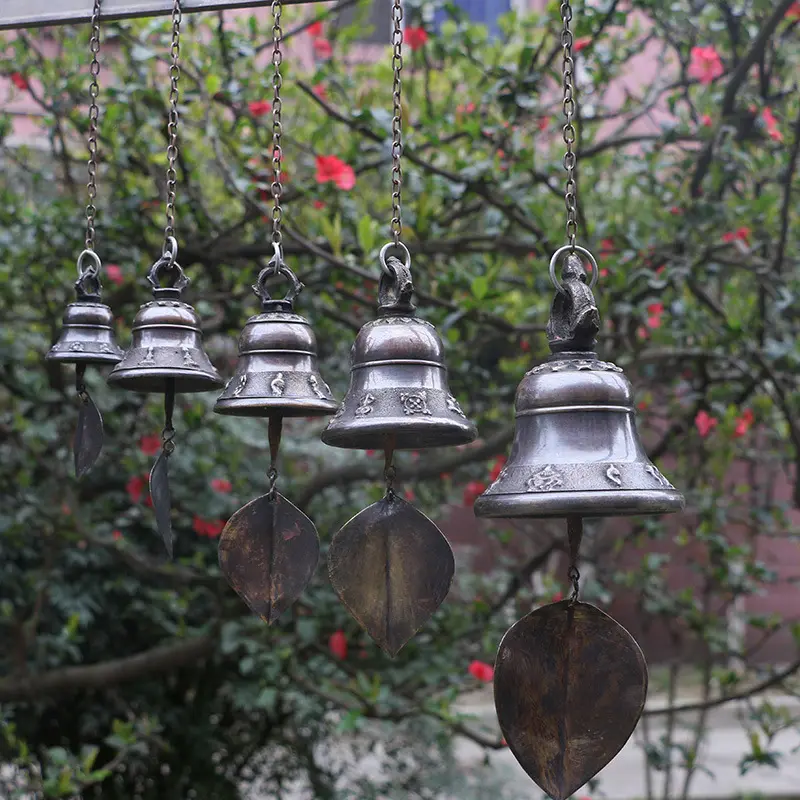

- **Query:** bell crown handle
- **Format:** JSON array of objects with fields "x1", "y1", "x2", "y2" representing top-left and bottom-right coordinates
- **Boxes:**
[
  {"x1": 74, "y1": 249, "x2": 103, "y2": 301},
  {"x1": 546, "y1": 247, "x2": 601, "y2": 354},
  {"x1": 253, "y1": 247, "x2": 303, "y2": 312},
  {"x1": 147, "y1": 239, "x2": 190, "y2": 297},
  {"x1": 377, "y1": 242, "x2": 415, "y2": 316}
]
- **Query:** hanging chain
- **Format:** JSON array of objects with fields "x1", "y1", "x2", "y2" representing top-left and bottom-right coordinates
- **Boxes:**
[
  {"x1": 84, "y1": 0, "x2": 102, "y2": 255},
  {"x1": 270, "y1": 0, "x2": 284, "y2": 251},
  {"x1": 163, "y1": 0, "x2": 182, "y2": 255},
  {"x1": 390, "y1": 0, "x2": 404, "y2": 248},
  {"x1": 561, "y1": 0, "x2": 578, "y2": 250}
]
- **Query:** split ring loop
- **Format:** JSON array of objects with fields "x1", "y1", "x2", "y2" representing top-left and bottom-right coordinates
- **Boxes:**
[
  {"x1": 76, "y1": 248, "x2": 102, "y2": 278},
  {"x1": 549, "y1": 245, "x2": 599, "y2": 295},
  {"x1": 379, "y1": 241, "x2": 411, "y2": 277},
  {"x1": 162, "y1": 235, "x2": 179, "y2": 265}
]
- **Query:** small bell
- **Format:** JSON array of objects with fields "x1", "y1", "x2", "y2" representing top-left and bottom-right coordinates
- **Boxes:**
[
  {"x1": 475, "y1": 251, "x2": 684, "y2": 520},
  {"x1": 215, "y1": 261, "x2": 337, "y2": 417},
  {"x1": 108, "y1": 250, "x2": 222, "y2": 394},
  {"x1": 322, "y1": 248, "x2": 477, "y2": 450}
]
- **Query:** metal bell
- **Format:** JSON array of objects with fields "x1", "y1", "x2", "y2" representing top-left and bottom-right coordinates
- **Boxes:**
[
  {"x1": 108, "y1": 248, "x2": 222, "y2": 393},
  {"x1": 322, "y1": 247, "x2": 477, "y2": 450},
  {"x1": 475, "y1": 249, "x2": 684, "y2": 519},
  {"x1": 46, "y1": 251, "x2": 123, "y2": 365},
  {"x1": 215, "y1": 259, "x2": 337, "y2": 417}
]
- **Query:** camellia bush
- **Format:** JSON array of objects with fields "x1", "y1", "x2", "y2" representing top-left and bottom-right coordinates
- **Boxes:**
[{"x1": 1, "y1": 1, "x2": 799, "y2": 797}]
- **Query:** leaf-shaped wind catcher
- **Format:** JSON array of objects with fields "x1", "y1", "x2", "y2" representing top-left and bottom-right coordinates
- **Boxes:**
[
  {"x1": 74, "y1": 391, "x2": 104, "y2": 479},
  {"x1": 493, "y1": 601, "x2": 648, "y2": 800},
  {"x1": 149, "y1": 448, "x2": 173, "y2": 559},
  {"x1": 328, "y1": 493, "x2": 455, "y2": 657}
]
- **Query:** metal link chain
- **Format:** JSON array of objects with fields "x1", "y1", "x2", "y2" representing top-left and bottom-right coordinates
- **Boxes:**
[
  {"x1": 84, "y1": 0, "x2": 102, "y2": 255},
  {"x1": 560, "y1": 0, "x2": 578, "y2": 250},
  {"x1": 390, "y1": 0, "x2": 404, "y2": 247},
  {"x1": 271, "y1": 0, "x2": 283, "y2": 248},
  {"x1": 163, "y1": 0, "x2": 182, "y2": 254}
]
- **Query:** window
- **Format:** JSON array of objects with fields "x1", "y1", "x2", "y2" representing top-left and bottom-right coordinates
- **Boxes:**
[{"x1": 433, "y1": 0, "x2": 513, "y2": 35}]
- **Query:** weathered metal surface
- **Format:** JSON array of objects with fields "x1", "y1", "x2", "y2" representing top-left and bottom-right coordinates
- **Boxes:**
[
  {"x1": 149, "y1": 447, "x2": 173, "y2": 559},
  {"x1": 475, "y1": 252, "x2": 684, "y2": 519},
  {"x1": 74, "y1": 391, "x2": 104, "y2": 478},
  {"x1": 1, "y1": 0, "x2": 312, "y2": 31},
  {"x1": 322, "y1": 256, "x2": 476, "y2": 451},
  {"x1": 494, "y1": 601, "x2": 648, "y2": 800},
  {"x1": 219, "y1": 492, "x2": 320, "y2": 624},
  {"x1": 328, "y1": 493, "x2": 454, "y2": 656}
]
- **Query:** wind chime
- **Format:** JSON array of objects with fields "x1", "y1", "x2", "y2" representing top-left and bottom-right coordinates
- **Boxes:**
[
  {"x1": 47, "y1": 0, "x2": 124, "y2": 478},
  {"x1": 473, "y1": 3, "x2": 684, "y2": 798},
  {"x1": 108, "y1": 0, "x2": 223, "y2": 558},
  {"x1": 214, "y1": 0, "x2": 338, "y2": 623},
  {"x1": 321, "y1": 0, "x2": 477, "y2": 656}
]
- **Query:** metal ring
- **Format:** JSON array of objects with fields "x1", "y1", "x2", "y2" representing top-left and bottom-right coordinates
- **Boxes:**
[
  {"x1": 270, "y1": 241, "x2": 284, "y2": 268},
  {"x1": 76, "y1": 248, "x2": 102, "y2": 277},
  {"x1": 379, "y1": 241, "x2": 411, "y2": 277},
  {"x1": 548, "y1": 245, "x2": 599, "y2": 294},
  {"x1": 162, "y1": 235, "x2": 178, "y2": 265}
]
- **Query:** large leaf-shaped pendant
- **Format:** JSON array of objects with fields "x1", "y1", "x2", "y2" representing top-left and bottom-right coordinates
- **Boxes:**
[
  {"x1": 494, "y1": 601, "x2": 647, "y2": 800},
  {"x1": 328, "y1": 494, "x2": 455, "y2": 657},
  {"x1": 218, "y1": 492, "x2": 320, "y2": 624},
  {"x1": 74, "y1": 391, "x2": 104, "y2": 478}
]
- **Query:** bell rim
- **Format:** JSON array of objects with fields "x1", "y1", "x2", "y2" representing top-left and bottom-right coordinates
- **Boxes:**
[
  {"x1": 108, "y1": 366, "x2": 224, "y2": 393},
  {"x1": 214, "y1": 397, "x2": 339, "y2": 418},
  {"x1": 321, "y1": 416, "x2": 478, "y2": 450},
  {"x1": 473, "y1": 488, "x2": 685, "y2": 519},
  {"x1": 46, "y1": 350, "x2": 123, "y2": 365}
]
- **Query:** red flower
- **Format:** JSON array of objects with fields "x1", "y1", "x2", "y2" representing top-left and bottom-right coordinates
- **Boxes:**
[
  {"x1": 112, "y1": 530, "x2": 123, "y2": 541},
  {"x1": 637, "y1": 400, "x2": 649, "y2": 411},
  {"x1": 468, "y1": 660, "x2": 495, "y2": 682},
  {"x1": 520, "y1": 338, "x2": 530, "y2": 352},
  {"x1": 701, "y1": 114, "x2": 713, "y2": 127},
  {"x1": 787, "y1": 2, "x2": 800, "y2": 19},
  {"x1": 10, "y1": 72, "x2": 28, "y2": 91},
  {"x1": 105, "y1": 264, "x2": 124, "y2": 286},
  {"x1": 647, "y1": 302, "x2": 664, "y2": 315},
  {"x1": 489, "y1": 456, "x2": 507, "y2": 483},
  {"x1": 306, "y1": 20, "x2": 323, "y2": 37},
  {"x1": 669, "y1": 206, "x2": 683, "y2": 215},
  {"x1": 126, "y1": 475, "x2": 146, "y2": 503},
  {"x1": 315, "y1": 155, "x2": 356, "y2": 191},
  {"x1": 405, "y1": 26, "x2": 428, "y2": 51},
  {"x1": 404, "y1": 488, "x2": 416, "y2": 501},
  {"x1": 762, "y1": 107, "x2": 783, "y2": 142},
  {"x1": 647, "y1": 315, "x2": 662, "y2": 329},
  {"x1": 456, "y1": 102, "x2": 476, "y2": 115},
  {"x1": 211, "y1": 478, "x2": 232, "y2": 493},
  {"x1": 722, "y1": 226, "x2": 751, "y2": 245},
  {"x1": 248, "y1": 100, "x2": 272, "y2": 117},
  {"x1": 733, "y1": 409, "x2": 755, "y2": 439},
  {"x1": 573, "y1": 36, "x2": 592, "y2": 53},
  {"x1": 312, "y1": 82, "x2": 328, "y2": 102},
  {"x1": 551, "y1": 591, "x2": 564, "y2": 602},
  {"x1": 313, "y1": 200, "x2": 326, "y2": 210},
  {"x1": 329, "y1": 629, "x2": 347, "y2": 660},
  {"x1": 688, "y1": 45, "x2": 724, "y2": 85},
  {"x1": 193, "y1": 516, "x2": 226, "y2": 538},
  {"x1": 313, "y1": 38, "x2": 333, "y2": 60},
  {"x1": 139, "y1": 434, "x2": 162, "y2": 457},
  {"x1": 537, "y1": 116, "x2": 551, "y2": 131},
  {"x1": 600, "y1": 238, "x2": 615, "y2": 256},
  {"x1": 463, "y1": 480, "x2": 486, "y2": 506},
  {"x1": 695, "y1": 410, "x2": 718, "y2": 438}
]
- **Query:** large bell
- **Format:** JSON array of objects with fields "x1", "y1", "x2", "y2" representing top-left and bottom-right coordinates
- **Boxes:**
[
  {"x1": 322, "y1": 249, "x2": 477, "y2": 450},
  {"x1": 108, "y1": 254, "x2": 222, "y2": 394},
  {"x1": 475, "y1": 250, "x2": 684, "y2": 519},
  {"x1": 215, "y1": 261, "x2": 337, "y2": 417},
  {"x1": 46, "y1": 252, "x2": 123, "y2": 365}
]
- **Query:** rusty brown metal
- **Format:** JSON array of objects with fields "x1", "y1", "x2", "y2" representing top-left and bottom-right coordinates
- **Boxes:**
[
  {"x1": 218, "y1": 491, "x2": 320, "y2": 624},
  {"x1": 327, "y1": 493, "x2": 455, "y2": 657},
  {"x1": 494, "y1": 600, "x2": 648, "y2": 800}
]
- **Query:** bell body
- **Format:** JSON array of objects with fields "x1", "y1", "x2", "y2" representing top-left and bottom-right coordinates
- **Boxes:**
[
  {"x1": 322, "y1": 313, "x2": 477, "y2": 450},
  {"x1": 46, "y1": 299, "x2": 123, "y2": 365},
  {"x1": 108, "y1": 288, "x2": 222, "y2": 393},
  {"x1": 474, "y1": 352, "x2": 684, "y2": 518},
  {"x1": 215, "y1": 309, "x2": 337, "y2": 417}
]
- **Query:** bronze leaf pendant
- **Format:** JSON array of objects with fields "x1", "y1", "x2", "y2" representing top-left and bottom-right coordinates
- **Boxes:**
[
  {"x1": 328, "y1": 494, "x2": 455, "y2": 657},
  {"x1": 494, "y1": 601, "x2": 647, "y2": 800},
  {"x1": 74, "y1": 390, "x2": 104, "y2": 479},
  {"x1": 219, "y1": 492, "x2": 320, "y2": 625}
]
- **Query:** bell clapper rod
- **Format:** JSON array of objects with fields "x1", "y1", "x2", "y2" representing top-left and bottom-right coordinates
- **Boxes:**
[
  {"x1": 75, "y1": 363, "x2": 89, "y2": 405},
  {"x1": 566, "y1": 516, "x2": 583, "y2": 603},
  {"x1": 267, "y1": 414, "x2": 283, "y2": 499},
  {"x1": 162, "y1": 378, "x2": 176, "y2": 458},
  {"x1": 383, "y1": 435, "x2": 397, "y2": 500}
]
